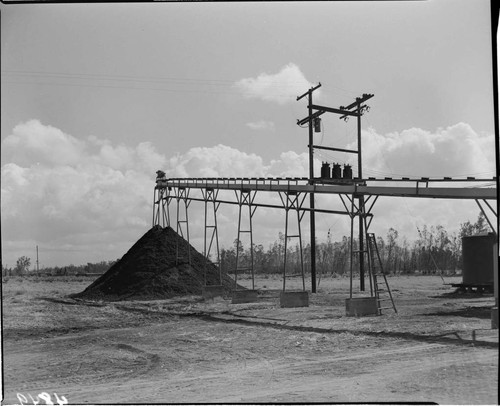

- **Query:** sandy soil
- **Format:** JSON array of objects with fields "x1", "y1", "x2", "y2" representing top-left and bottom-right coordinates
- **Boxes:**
[{"x1": 1, "y1": 274, "x2": 498, "y2": 404}]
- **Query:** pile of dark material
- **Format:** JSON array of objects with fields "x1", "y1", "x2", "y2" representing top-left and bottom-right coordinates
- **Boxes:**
[{"x1": 72, "y1": 225, "x2": 236, "y2": 301}]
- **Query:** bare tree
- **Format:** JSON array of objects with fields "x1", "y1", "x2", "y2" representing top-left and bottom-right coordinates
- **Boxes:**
[{"x1": 15, "y1": 256, "x2": 31, "y2": 275}]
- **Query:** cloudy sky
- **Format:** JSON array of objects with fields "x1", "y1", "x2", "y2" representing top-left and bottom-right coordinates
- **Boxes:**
[{"x1": 1, "y1": 1, "x2": 497, "y2": 268}]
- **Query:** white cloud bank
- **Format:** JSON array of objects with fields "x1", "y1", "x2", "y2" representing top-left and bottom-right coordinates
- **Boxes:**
[
  {"x1": 1, "y1": 120, "x2": 496, "y2": 267},
  {"x1": 1, "y1": 120, "x2": 167, "y2": 267},
  {"x1": 355, "y1": 123, "x2": 496, "y2": 178},
  {"x1": 234, "y1": 63, "x2": 319, "y2": 105}
]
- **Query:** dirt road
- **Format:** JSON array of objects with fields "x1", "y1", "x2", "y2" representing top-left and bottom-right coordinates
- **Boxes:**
[{"x1": 2, "y1": 275, "x2": 498, "y2": 404}]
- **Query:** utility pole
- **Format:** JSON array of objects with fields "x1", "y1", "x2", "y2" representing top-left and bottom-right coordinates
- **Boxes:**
[
  {"x1": 297, "y1": 83, "x2": 321, "y2": 293},
  {"x1": 298, "y1": 88, "x2": 373, "y2": 293},
  {"x1": 356, "y1": 98, "x2": 365, "y2": 291},
  {"x1": 36, "y1": 245, "x2": 39, "y2": 272}
]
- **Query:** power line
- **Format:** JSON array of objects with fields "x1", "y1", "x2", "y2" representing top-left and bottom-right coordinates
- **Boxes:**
[{"x1": 1, "y1": 69, "x2": 311, "y2": 91}]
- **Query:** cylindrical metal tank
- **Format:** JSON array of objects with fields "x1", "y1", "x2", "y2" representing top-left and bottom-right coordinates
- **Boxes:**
[
  {"x1": 321, "y1": 162, "x2": 331, "y2": 179},
  {"x1": 462, "y1": 233, "x2": 496, "y2": 285},
  {"x1": 332, "y1": 163, "x2": 342, "y2": 179},
  {"x1": 343, "y1": 164, "x2": 352, "y2": 180}
]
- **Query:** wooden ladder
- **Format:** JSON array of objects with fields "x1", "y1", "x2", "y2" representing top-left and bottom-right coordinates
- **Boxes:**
[{"x1": 366, "y1": 233, "x2": 397, "y2": 315}]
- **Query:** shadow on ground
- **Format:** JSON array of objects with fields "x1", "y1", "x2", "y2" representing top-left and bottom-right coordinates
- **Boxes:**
[{"x1": 424, "y1": 306, "x2": 492, "y2": 319}]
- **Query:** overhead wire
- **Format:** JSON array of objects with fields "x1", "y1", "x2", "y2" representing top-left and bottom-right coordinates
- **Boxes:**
[
  {"x1": 1, "y1": 69, "x2": 313, "y2": 98},
  {"x1": 2, "y1": 69, "x2": 313, "y2": 88}
]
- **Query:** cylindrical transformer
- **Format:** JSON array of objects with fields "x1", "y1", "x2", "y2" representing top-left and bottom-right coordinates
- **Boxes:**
[
  {"x1": 314, "y1": 117, "x2": 321, "y2": 133},
  {"x1": 343, "y1": 164, "x2": 352, "y2": 179},
  {"x1": 332, "y1": 163, "x2": 342, "y2": 179},
  {"x1": 321, "y1": 162, "x2": 331, "y2": 179}
]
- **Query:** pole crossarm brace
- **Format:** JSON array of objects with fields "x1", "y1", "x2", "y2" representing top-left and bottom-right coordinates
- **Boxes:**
[
  {"x1": 296, "y1": 83, "x2": 322, "y2": 101},
  {"x1": 475, "y1": 199, "x2": 498, "y2": 235},
  {"x1": 310, "y1": 104, "x2": 360, "y2": 117},
  {"x1": 309, "y1": 144, "x2": 359, "y2": 154},
  {"x1": 340, "y1": 93, "x2": 375, "y2": 111},
  {"x1": 297, "y1": 93, "x2": 373, "y2": 126},
  {"x1": 297, "y1": 110, "x2": 326, "y2": 126},
  {"x1": 339, "y1": 94, "x2": 374, "y2": 120}
]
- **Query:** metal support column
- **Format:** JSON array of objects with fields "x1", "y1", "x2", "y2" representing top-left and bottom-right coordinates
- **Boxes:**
[
  {"x1": 153, "y1": 186, "x2": 172, "y2": 228},
  {"x1": 341, "y1": 193, "x2": 377, "y2": 296},
  {"x1": 233, "y1": 189, "x2": 257, "y2": 290},
  {"x1": 279, "y1": 191, "x2": 307, "y2": 292},
  {"x1": 202, "y1": 188, "x2": 221, "y2": 286},
  {"x1": 175, "y1": 187, "x2": 191, "y2": 265},
  {"x1": 348, "y1": 195, "x2": 355, "y2": 298},
  {"x1": 152, "y1": 187, "x2": 162, "y2": 227}
]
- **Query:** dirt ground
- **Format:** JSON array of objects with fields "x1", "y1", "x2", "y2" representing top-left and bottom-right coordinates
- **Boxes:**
[{"x1": 1, "y1": 274, "x2": 498, "y2": 405}]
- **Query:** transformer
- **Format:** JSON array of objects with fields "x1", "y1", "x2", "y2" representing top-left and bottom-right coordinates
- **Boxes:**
[
  {"x1": 320, "y1": 162, "x2": 331, "y2": 179},
  {"x1": 314, "y1": 117, "x2": 321, "y2": 133},
  {"x1": 343, "y1": 164, "x2": 352, "y2": 180},
  {"x1": 332, "y1": 163, "x2": 342, "y2": 179}
]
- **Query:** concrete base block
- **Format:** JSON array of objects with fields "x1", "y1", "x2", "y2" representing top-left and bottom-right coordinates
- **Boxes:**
[
  {"x1": 280, "y1": 291, "x2": 309, "y2": 308},
  {"x1": 231, "y1": 289, "x2": 259, "y2": 304},
  {"x1": 492, "y1": 307, "x2": 498, "y2": 329},
  {"x1": 346, "y1": 297, "x2": 378, "y2": 317},
  {"x1": 202, "y1": 285, "x2": 226, "y2": 299}
]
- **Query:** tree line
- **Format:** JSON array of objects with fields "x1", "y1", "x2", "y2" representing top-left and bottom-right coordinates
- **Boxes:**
[
  {"x1": 2, "y1": 259, "x2": 117, "y2": 277},
  {"x1": 220, "y1": 212, "x2": 492, "y2": 277},
  {"x1": 2, "y1": 212, "x2": 492, "y2": 278}
]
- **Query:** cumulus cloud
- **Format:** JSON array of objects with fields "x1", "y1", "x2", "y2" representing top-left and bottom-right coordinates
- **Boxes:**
[
  {"x1": 1, "y1": 119, "x2": 495, "y2": 267},
  {"x1": 1, "y1": 120, "x2": 168, "y2": 266},
  {"x1": 166, "y1": 145, "x2": 266, "y2": 178},
  {"x1": 246, "y1": 120, "x2": 275, "y2": 131},
  {"x1": 164, "y1": 146, "x2": 315, "y2": 179},
  {"x1": 234, "y1": 63, "x2": 319, "y2": 105},
  {"x1": 267, "y1": 151, "x2": 311, "y2": 177},
  {"x1": 2, "y1": 120, "x2": 86, "y2": 166},
  {"x1": 350, "y1": 123, "x2": 496, "y2": 178}
]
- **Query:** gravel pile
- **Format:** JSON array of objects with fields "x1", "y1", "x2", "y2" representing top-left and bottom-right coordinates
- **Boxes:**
[{"x1": 72, "y1": 225, "x2": 235, "y2": 301}]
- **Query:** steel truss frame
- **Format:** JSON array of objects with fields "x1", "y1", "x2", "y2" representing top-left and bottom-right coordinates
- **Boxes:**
[
  {"x1": 340, "y1": 193, "x2": 379, "y2": 298},
  {"x1": 233, "y1": 189, "x2": 257, "y2": 290},
  {"x1": 153, "y1": 176, "x2": 497, "y2": 293},
  {"x1": 157, "y1": 177, "x2": 496, "y2": 200},
  {"x1": 279, "y1": 191, "x2": 308, "y2": 292},
  {"x1": 201, "y1": 188, "x2": 222, "y2": 287},
  {"x1": 152, "y1": 185, "x2": 172, "y2": 228},
  {"x1": 475, "y1": 198, "x2": 498, "y2": 235},
  {"x1": 175, "y1": 187, "x2": 191, "y2": 266}
]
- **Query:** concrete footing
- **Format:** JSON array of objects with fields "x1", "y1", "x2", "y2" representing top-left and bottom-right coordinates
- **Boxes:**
[
  {"x1": 492, "y1": 307, "x2": 498, "y2": 329},
  {"x1": 280, "y1": 291, "x2": 309, "y2": 308},
  {"x1": 202, "y1": 285, "x2": 226, "y2": 299},
  {"x1": 231, "y1": 289, "x2": 259, "y2": 304},
  {"x1": 346, "y1": 297, "x2": 378, "y2": 317}
]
